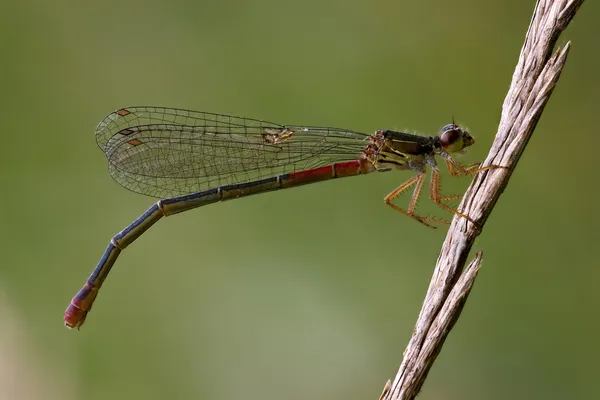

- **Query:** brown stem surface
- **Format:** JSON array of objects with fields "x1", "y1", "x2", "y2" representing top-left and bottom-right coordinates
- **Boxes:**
[{"x1": 381, "y1": 1, "x2": 584, "y2": 399}]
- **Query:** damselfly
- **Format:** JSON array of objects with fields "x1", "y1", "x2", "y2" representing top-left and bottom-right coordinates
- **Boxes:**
[{"x1": 65, "y1": 106, "x2": 492, "y2": 329}]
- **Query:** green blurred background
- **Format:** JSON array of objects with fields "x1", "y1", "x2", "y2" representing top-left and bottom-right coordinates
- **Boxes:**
[{"x1": 1, "y1": 0, "x2": 598, "y2": 399}]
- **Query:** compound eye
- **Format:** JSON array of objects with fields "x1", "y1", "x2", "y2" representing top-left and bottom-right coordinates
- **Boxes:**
[{"x1": 440, "y1": 128, "x2": 464, "y2": 152}]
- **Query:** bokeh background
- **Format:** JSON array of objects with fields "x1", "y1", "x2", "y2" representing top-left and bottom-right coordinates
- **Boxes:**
[{"x1": 1, "y1": 1, "x2": 598, "y2": 399}]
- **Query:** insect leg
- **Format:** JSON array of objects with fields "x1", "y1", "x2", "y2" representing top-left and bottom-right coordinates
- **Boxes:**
[{"x1": 384, "y1": 173, "x2": 448, "y2": 228}]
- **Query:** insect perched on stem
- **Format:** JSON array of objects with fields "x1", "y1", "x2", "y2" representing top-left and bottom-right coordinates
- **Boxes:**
[{"x1": 64, "y1": 107, "x2": 496, "y2": 329}]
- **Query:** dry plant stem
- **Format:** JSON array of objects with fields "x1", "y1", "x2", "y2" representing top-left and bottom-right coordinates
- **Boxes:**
[{"x1": 381, "y1": 1, "x2": 584, "y2": 399}]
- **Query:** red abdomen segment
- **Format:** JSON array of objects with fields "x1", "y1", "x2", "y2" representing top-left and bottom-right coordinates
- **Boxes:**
[{"x1": 64, "y1": 283, "x2": 99, "y2": 329}]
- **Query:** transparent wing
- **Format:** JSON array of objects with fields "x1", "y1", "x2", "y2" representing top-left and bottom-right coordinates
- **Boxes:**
[{"x1": 95, "y1": 106, "x2": 371, "y2": 198}]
